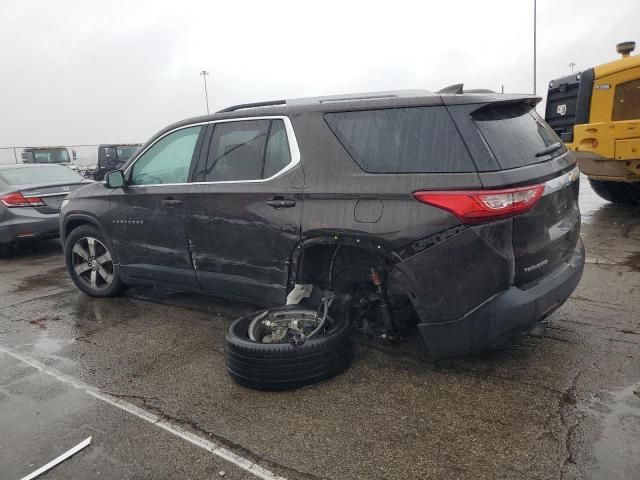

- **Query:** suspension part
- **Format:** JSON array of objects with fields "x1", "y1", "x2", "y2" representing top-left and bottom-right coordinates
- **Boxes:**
[{"x1": 370, "y1": 268, "x2": 395, "y2": 333}]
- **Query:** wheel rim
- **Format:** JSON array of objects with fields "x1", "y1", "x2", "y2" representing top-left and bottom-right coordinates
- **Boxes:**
[
  {"x1": 71, "y1": 236, "x2": 114, "y2": 290},
  {"x1": 247, "y1": 307, "x2": 333, "y2": 344}
]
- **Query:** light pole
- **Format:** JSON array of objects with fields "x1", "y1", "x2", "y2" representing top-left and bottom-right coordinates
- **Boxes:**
[
  {"x1": 200, "y1": 70, "x2": 210, "y2": 114},
  {"x1": 533, "y1": 0, "x2": 537, "y2": 95}
]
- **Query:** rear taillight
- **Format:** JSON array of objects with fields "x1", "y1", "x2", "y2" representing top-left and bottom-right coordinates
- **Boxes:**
[
  {"x1": 413, "y1": 184, "x2": 544, "y2": 223},
  {"x1": 0, "y1": 192, "x2": 46, "y2": 208}
]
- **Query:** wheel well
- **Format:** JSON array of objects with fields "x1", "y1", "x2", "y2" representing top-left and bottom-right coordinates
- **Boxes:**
[
  {"x1": 295, "y1": 243, "x2": 387, "y2": 294},
  {"x1": 63, "y1": 218, "x2": 95, "y2": 242},
  {"x1": 293, "y1": 241, "x2": 419, "y2": 336}
]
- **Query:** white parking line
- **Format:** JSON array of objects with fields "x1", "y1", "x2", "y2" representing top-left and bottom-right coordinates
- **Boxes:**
[{"x1": 0, "y1": 346, "x2": 287, "y2": 480}]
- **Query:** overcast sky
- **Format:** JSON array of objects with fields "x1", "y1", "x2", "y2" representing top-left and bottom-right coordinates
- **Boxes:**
[{"x1": 1, "y1": 0, "x2": 638, "y2": 147}]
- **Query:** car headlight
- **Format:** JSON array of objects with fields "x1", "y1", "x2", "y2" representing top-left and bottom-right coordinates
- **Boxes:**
[{"x1": 61, "y1": 198, "x2": 70, "y2": 210}]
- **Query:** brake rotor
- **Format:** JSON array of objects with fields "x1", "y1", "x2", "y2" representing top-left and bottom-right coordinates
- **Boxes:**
[{"x1": 248, "y1": 302, "x2": 333, "y2": 345}]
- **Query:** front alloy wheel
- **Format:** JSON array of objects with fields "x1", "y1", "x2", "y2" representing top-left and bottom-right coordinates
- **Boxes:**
[
  {"x1": 71, "y1": 237, "x2": 114, "y2": 290},
  {"x1": 64, "y1": 224, "x2": 124, "y2": 297}
]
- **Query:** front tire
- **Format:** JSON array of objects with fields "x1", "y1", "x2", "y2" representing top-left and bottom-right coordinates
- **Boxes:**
[
  {"x1": 64, "y1": 225, "x2": 124, "y2": 297},
  {"x1": 588, "y1": 179, "x2": 640, "y2": 205}
]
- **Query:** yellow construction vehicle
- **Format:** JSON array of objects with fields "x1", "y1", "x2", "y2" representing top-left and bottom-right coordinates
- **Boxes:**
[{"x1": 545, "y1": 41, "x2": 640, "y2": 204}]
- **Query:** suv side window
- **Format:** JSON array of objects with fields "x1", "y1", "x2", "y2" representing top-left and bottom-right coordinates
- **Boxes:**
[
  {"x1": 325, "y1": 107, "x2": 475, "y2": 173},
  {"x1": 130, "y1": 126, "x2": 202, "y2": 185},
  {"x1": 264, "y1": 120, "x2": 291, "y2": 178},
  {"x1": 203, "y1": 119, "x2": 291, "y2": 182}
]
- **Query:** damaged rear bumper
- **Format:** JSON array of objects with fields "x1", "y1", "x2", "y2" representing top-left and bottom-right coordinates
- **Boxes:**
[{"x1": 416, "y1": 240, "x2": 585, "y2": 360}]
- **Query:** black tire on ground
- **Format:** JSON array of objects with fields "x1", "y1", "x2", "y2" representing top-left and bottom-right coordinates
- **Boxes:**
[
  {"x1": 588, "y1": 179, "x2": 640, "y2": 205},
  {"x1": 64, "y1": 224, "x2": 125, "y2": 297},
  {"x1": 225, "y1": 306, "x2": 353, "y2": 391}
]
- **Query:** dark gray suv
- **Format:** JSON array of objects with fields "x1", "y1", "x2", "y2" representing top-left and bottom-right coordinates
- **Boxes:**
[{"x1": 60, "y1": 90, "x2": 584, "y2": 363}]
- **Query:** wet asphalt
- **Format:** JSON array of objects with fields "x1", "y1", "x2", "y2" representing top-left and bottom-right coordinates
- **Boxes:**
[{"x1": 0, "y1": 178, "x2": 638, "y2": 480}]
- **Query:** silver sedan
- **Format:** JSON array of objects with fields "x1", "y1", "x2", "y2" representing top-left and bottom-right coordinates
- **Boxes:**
[{"x1": 0, "y1": 164, "x2": 92, "y2": 250}]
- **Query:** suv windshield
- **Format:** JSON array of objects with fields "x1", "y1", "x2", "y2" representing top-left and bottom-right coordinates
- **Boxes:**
[
  {"x1": 472, "y1": 103, "x2": 565, "y2": 170},
  {"x1": 24, "y1": 149, "x2": 71, "y2": 165}
]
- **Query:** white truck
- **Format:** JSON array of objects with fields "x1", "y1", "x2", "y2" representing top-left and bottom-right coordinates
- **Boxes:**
[{"x1": 21, "y1": 146, "x2": 82, "y2": 173}]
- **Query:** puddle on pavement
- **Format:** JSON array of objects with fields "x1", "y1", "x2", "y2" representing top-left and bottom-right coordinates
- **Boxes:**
[
  {"x1": 72, "y1": 294, "x2": 141, "y2": 324},
  {"x1": 16, "y1": 330, "x2": 78, "y2": 373},
  {"x1": 34, "y1": 334, "x2": 70, "y2": 356},
  {"x1": 582, "y1": 383, "x2": 640, "y2": 479},
  {"x1": 13, "y1": 265, "x2": 68, "y2": 293},
  {"x1": 620, "y1": 252, "x2": 640, "y2": 272},
  {"x1": 578, "y1": 176, "x2": 640, "y2": 228},
  {"x1": 579, "y1": 178, "x2": 610, "y2": 224}
]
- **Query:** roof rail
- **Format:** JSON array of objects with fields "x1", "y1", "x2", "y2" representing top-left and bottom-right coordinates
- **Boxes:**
[
  {"x1": 217, "y1": 99, "x2": 286, "y2": 113},
  {"x1": 318, "y1": 94, "x2": 397, "y2": 104},
  {"x1": 287, "y1": 89, "x2": 433, "y2": 106}
]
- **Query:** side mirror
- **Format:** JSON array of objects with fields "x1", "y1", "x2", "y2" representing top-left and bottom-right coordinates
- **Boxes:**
[
  {"x1": 104, "y1": 170, "x2": 125, "y2": 189},
  {"x1": 72, "y1": 150, "x2": 77, "y2": 160}
]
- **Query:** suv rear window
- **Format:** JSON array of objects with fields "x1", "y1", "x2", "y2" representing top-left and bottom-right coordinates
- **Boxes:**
[
  {"x1": 324, "y1": 107, "x2": 475, "y2": 173},
  {"x1": 472, "y1": 103, "x2": 564, "y2": 170}
]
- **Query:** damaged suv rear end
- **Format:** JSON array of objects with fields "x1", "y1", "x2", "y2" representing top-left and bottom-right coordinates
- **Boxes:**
[{"x1": 291, "y1": 91, "x2": 584, "y2": 360}]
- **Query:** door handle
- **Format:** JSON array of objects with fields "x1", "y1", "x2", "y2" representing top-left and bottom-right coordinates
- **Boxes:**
[
  {"x1": 266, "y1": 197, "x2": 296, "y2": 209},
  {"x1": 161, "y1": 198, "x2": 183, "y2": 207}
]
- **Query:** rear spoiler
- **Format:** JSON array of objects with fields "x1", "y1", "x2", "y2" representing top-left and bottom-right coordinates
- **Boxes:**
[
  {"x1": 468, "y1": 97, "x2": 543, "y2": 120},
  {"x1": 437, "y1": 83, "x2": 464, "y2": 94},
  {"x1": 437, "y1": 83, "x2": 497, "y2": 95},
  {"x1": 441, "y1": 93, "x2": 541, "y2": 109}
]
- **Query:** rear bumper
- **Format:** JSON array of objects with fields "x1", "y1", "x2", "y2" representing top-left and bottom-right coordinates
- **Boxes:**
[
  {"x1": 0, "y1": 212, "x2": 60, "y2": 244},
  {"x1": 417, "y1": 239, "x2": 585, "y2": 360}
]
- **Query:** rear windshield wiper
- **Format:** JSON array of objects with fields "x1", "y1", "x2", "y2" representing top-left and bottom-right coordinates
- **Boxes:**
[{"x1": 535, "y1": 142, "x2": 563, "y2": 157}]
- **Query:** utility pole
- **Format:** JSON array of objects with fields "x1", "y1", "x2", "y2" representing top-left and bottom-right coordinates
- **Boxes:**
[
  {"x1": 200, "y1": 70, "x2": 210, "y2": 114},
  {"x1": 533, "y1": 0, "x2": 537, "y2": 95},
  {"x1": 569, "y1": 62, "x2": 576, "y2": 73}
]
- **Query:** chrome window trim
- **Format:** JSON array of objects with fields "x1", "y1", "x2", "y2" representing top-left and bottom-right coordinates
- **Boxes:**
[
  {"x1": 542, "y1": 166, "x2": 580, "y2": 196},
  {"x1": 124, "y1": 116, "x2": 301, "y2": 188}
]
